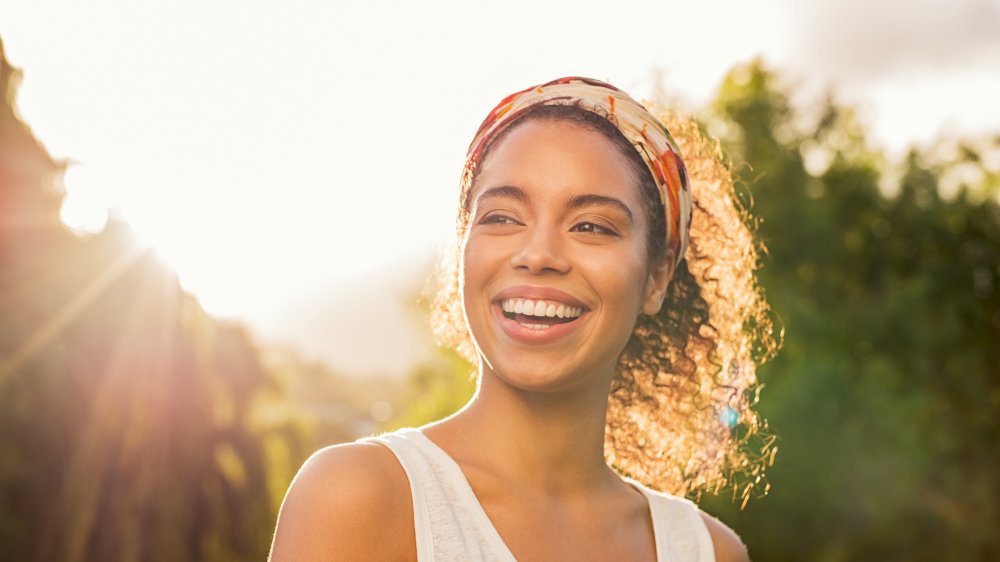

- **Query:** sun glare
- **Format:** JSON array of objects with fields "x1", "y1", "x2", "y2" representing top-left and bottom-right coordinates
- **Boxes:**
[
  {"x1": 59, "y1": 165, "x2": 109, "y2": 236},
  {"x1": 59, "y1": 163, "x2": 245, "y2": 318}
]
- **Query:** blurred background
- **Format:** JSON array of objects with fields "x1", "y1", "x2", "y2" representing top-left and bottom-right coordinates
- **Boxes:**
[{"x1": 1, "y1": 1, "x2": 998, "y2": 560}]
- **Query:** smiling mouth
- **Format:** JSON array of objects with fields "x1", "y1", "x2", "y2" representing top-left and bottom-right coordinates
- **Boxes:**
[{"x1": 498, "y1": 298, "x2": 585, "y2": 329}]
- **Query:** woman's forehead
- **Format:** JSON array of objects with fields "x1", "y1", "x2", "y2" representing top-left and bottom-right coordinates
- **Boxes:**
[{"x1": 470, "y1": 119, "x2": 642, "y2": 206}]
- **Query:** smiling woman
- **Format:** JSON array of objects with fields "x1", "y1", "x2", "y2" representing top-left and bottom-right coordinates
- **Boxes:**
[
  {"x1": 462, "y1": 118, "x2": 665, "y2": 396},
  {"x1": 270, "y1": 77, "x2": 778, "y2": 562}
]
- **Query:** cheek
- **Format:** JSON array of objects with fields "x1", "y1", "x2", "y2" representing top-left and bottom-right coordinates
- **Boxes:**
[
  {"x1": 584, "y1": 252, "x2": 650, "y2": 341},
  {"x1": 460, "y1": 233, "x2": 486, "y2": 291},
  {"x1": 458, "y1": 233, "x2": 507, "y2": 357},
  {"x1": 584, "y1": 246, "x2": 648, "y2": 298},
  {"x1": 459, "y1": 233, "x2": 495, "y2": 319}
]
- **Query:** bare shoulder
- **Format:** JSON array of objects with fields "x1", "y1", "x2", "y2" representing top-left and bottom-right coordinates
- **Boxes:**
[
  {"x1": 269, "y1": 441, "x2": 414, "y2": 562},
  {"x1": 698, "y1": 510, "x2": 750, "y2": 562}
]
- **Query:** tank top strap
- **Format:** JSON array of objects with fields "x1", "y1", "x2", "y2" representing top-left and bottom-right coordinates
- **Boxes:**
[
  {"x1": 362, "y1": 428, "x2": 517, "y2": 562},
  {"x1": 363, "y1": 431, "x2": 437, "y2": 560},
  {"x1": 626, "y1": 479, "x2": 716, "y2": 562}
]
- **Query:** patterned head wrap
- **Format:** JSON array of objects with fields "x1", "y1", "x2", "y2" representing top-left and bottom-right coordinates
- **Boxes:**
[{"x1": 463, "y1": 76, "x2": 692, "y2": 268}]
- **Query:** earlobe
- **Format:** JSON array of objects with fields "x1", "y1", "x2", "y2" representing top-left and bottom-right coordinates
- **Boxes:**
[
  {"x1": 641, "y1": 252, "x2": 676, "y2": 316},
  {"x1": 641, "y1": 290, "x2": 663, "y2": 316}
]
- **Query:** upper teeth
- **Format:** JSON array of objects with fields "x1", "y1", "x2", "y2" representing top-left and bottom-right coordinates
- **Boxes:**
[{"x1": 500, "y1": 298, "x2": 583, "y2": 319}]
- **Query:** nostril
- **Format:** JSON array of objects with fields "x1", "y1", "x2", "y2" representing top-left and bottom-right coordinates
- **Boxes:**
[{"x1": 510, "y1": 249, "x2": 571, "y2": 274}]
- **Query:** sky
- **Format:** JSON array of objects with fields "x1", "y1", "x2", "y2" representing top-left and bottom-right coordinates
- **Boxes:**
[{"x1": 3, "y1": 0, "x2": 999, "y2": 375}]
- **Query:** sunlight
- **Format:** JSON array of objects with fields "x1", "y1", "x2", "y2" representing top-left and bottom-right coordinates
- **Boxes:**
[
  {"x1": 0, "y1": 241, "x2": 148, "y2": 387},
  {"x1": 57, "y1": 162, "x2": 295, "y2": 320},
  {"x1": 59, "y1": 165, "x2": 108, "y2": 236}
]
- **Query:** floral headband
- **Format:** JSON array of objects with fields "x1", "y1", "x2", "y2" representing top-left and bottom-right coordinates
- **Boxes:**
[{"x1": 464, "y1": 76, "x2": 692, "y2": 268}]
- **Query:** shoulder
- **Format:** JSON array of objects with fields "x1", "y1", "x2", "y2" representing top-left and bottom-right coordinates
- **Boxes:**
[
  {"x1": 627, "y1": 483, "x2": 749, "y2": 562},
  {"x1": 698, "y1": 510, "x2": 750, "y2": 562},
  {"x1": 269, "y1": 440, "x2": 414, "y2": 562},
  {"x1": 284, "y1": 440, "x2": 410, "y2": 508}
]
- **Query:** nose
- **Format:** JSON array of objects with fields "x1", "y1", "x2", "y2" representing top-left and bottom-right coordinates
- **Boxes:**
[{"x1": 509, "y1": 225, "x2": 571, "y2": 274}]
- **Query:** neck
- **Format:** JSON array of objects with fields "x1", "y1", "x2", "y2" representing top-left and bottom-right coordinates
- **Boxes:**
[{"x1": 427, "y1": 362, "x2": 619, "y2": 496}]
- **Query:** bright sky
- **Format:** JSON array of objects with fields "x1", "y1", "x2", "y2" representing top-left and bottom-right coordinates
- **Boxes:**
[{"x1": 3, "y1": 0, "x2": 999, "y2": 372}]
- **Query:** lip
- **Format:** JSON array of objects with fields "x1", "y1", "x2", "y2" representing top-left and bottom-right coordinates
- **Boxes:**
[
  {"x1": 493, "y1": 285, "x2": 589, "y2": 310},
  {"x1": 491, "y1": 285, "x2": 589, "y2": 345}
]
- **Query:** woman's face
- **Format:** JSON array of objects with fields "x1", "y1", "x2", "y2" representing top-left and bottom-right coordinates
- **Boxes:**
[{"x1": 461, "y1": 118, "x2": 673, "y2": 393}]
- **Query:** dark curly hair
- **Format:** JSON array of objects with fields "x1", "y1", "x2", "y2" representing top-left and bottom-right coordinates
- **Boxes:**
[{"x1": 431, "y1": 102, "x2": 781, "y2": 505}]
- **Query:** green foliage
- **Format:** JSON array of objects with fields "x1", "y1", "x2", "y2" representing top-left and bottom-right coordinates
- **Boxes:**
[
  {"x1": 388, "y1": 345, "x2": 475, "y2": 430},
  {"x1": 0, "y1": 224, "x2": 304, "y2": 561},
  {"x1": 699, "y1": 59, "x2": 1000, "y2": 561}
]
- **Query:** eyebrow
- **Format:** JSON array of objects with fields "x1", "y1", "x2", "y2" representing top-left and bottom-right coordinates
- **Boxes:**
[
  {"x1": 476, "y1": 185, "x2": 529, "y2": 204},
  {"x1": 475, "y1": 185, "x2": 634, "y2": 224},
  {"x1": 568, "y1": 194, "x2": 634, "y2": 224}
]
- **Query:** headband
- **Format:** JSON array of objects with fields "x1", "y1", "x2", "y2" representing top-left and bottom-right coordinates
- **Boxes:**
[{"x1": 464, "y1": 76, "x2": 692, "y2": 268}]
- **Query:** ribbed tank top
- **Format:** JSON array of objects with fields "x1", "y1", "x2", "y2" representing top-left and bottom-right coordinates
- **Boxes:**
[{"x1": 364, "y1": 428, "x2": 715, "y2": 562}]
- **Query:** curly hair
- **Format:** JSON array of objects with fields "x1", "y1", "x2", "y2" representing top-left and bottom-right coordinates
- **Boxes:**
[{"x1": 430, "y1": 102, "x2": 781, "y2": 506}]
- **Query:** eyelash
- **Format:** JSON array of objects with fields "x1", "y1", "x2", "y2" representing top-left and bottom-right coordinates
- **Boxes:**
[
  {"x1": 571, "y1": 222, "x2": 619, "y2": 236},
  {"x1": 479, "y1": 213, "x2": 520, "y2": 226}
]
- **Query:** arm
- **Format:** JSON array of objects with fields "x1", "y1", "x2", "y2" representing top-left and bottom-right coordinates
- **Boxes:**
[
  {"x1": 268, "y1": 442, "x2": 414, "y2": 562},
  {"x1": 699, "y1": 511, "x2": 751, "y2": 562}
]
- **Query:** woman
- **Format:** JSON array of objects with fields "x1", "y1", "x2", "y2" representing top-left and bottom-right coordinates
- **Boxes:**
[{"x1": 270, "y1": 77, "x2": 777, "y2": 561}]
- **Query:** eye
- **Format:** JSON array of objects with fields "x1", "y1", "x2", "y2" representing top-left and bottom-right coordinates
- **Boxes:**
[
  {"x1": 478, "y1": 213, "x2": 521, "y2": 226},
  {"x1": 571, "y1": 221, "x2": 618, "y2": 236}
]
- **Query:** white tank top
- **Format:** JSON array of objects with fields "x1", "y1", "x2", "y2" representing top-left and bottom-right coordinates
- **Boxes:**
[{"x1": 364, "y1": 428, "x2": 715, "y2": 562}]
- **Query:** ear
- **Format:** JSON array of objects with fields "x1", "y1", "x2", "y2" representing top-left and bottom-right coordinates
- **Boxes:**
[{"x1": 642, "y1": 251, "x2": 676, "y2": 316}]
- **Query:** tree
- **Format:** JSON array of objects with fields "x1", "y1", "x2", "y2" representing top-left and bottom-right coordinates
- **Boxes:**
[
  {"x1": 0, "y1": 37, "x2": 312, "y2": 562},
  {"x1": 701, "y1": 59, "x2": 1000, "y2": 561}
]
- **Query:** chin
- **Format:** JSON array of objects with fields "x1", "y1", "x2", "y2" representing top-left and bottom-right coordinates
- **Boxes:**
[{"x1": 479, "y1": 352, "x2": 609, "y2": 395}]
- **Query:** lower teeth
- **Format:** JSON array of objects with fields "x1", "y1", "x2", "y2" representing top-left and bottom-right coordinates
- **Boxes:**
[{"x1": 522, "y1": 323, "x2": 551, "y2": 330}]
